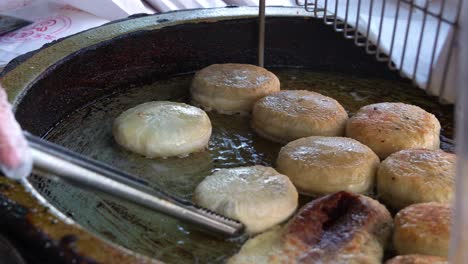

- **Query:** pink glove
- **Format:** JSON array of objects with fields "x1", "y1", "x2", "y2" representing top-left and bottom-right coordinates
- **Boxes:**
[{"x1": 0, "y1": 83, "x2": 32, "y2": 180}]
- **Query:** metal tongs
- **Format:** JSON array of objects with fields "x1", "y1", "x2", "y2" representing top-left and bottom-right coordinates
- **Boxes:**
[
  {"x1": 25, "y1": 132, "x2": 244, "y2": 237},
  {"x1": 22, "y1": 1, "x2": 267, "y2": 239}
]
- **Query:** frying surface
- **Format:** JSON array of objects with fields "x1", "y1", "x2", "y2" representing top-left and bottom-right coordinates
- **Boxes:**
[{"x1": 29, "y1": 68, "x2": 454, "y2": 263}]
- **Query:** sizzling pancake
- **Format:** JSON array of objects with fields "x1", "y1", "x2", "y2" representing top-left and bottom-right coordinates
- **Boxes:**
[
  {"x1": 276, "y1": 136, "x2": 379, "y2": 196},
  {"x1": 193, "y1": 166, "x2": 298, "y2": 234},
  {"x1": 251, "y1": 90, "x2": 348, "y2": 143},
  {"x1": 190, "y1": 63, "x2": 280, "y2": 115},
  {"x1": 228, "y1": 191, "x2": 393, "y2": 263},
  {"x1": 385, "y1": 255, "x2": 448, "y2": 264},
  {"x1": 393, "y1": 203, "x2": 451, "y2": 257},
  {"x1": 346, "y1": 102, "x2": 441, "y2": 159},
  {"x1": 377, "y1": 149, "x2": 455, "y2": 210},
  {"x1": 113, "y1": 101, "x2": 211, "y2": 158}
]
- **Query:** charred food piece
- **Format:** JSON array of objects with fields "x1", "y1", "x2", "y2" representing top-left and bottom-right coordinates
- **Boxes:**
[{"x1": 228, "y1": 191, "x2": 393, "y2": 263}]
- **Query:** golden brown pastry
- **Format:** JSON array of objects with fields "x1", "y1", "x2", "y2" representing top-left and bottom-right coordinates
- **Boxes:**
[
  {"x1": 276, "y1": 136, "x2": 379, "y2": 196},
  {"x1": 228, "y1": 191, "x2": 393, "y2": 264},
  {"x1": 377, "y1": 149, "x2": 455, "y2": 210},
  {"x1": 393, "y1": 203, "x2": 451, "y2": 257},
  {"x1": 385, "y1": 255, "x2": 448, "y2": 264},
  {"x1": 113, "y1": 101, "x2": 211, "y2": 158},
  {"x1": 193, "y1": 166, "x2": 298, "y2": 234},
  {"x1": 190, "y1": 63, "x2": 280, "y2": 114},
  {"x1": 346, "y1": 102, "x2": 441, "y2": 159},
  {"x1": 251, "y1": 90, "x2": 348, "y2": 143}
]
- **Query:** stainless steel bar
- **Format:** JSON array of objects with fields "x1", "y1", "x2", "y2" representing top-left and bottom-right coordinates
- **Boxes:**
[
  {"x1": 399, "y1": 0, "x2": 458, "y2": 24},
  {"x1": 258, "y1": 0, "x2": 265, "y2": 67},
  {"x1": 333, "y1": 0, "x2": 342, "y2": 31},
  {"x1": 324, "y1": 0, "x2": 333, "y2": 25},
  {"x1": 344, "y1": 0, "x2": 355, "y2": 38},
  {"x1": 354, "y1": 0, "x2": 365, "y2": 46},
  {"x1": 25, "y1": 132, "x2": 244, "y2": 237},
  {"x1": 375, "y1": 0, "x2": 389, "y2": 62},
  {"x1": 426, "y1": 0, "x2": 449, "y2": 91},
  {"x1": 365, "y1": 0, "x2": 376, "y2": 53},
  {"x1": 314, "y1": 0, "x2": 320, "y2": 17},
  {"x1": 297, "y1": 0, "x2": 462, "y2": 101},
  {"x1": 387, "y1": 0, "x2": 402, "y2": 70},
  {"x1": 304, "y1": 0, "x2": 313, "y2": 13},
  {"x1": 439, "y1": 0, "x2": 463, "y2": 101},
  {"x1": 411, "y1": 0, "x2": 431, "y2": 88},
  {"x1": 304, "y1": 0, "x2": 313, "y2": 14},
  {"x1": 398, "y1": 1, "x2": 414, "y2": 78}
]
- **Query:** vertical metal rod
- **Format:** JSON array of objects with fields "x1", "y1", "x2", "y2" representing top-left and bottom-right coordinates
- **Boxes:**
[
  {"x1": 398, "y1": 2, "x2": 414, "y2": 78},
  {"x1": 375, "y1": 0, "x2": 388, "y2": 61},
  {"x1": 258, "y1": 0, "x2": 265, "y2": 67},
  {"x1": 353, "y1": 0, "x2": 363, "y2": 46},
  {"x1": 324, "y1": 0, "x2": 330, "y2": 23},
  {"x1": 314, "y1": 0, "x2": 320, "y2": 17},
  {"x1": 365, "y1": 0, "x2": 375, "y2": 53},
  {"x1": 388, "y1": 0, "x2": 402, "y2": 70},
  {"x1": 439, "y1": 0, "x2": 463, "y2": 101},
  {"x1": 439, "y1": 28, "x2": 458, "y2": 100},
  {"x1": 426, "y1": 0, "x2": 449, "y2": 92},
  {"x1": 333, "y1": 0, "x2": 341, "y2": 30},
  {"x1": 344, "y1": 0, "x2": 353, "y2": 38},
  {"x1": 411, "y1": 0, "x2": 430, "y2": 87}
]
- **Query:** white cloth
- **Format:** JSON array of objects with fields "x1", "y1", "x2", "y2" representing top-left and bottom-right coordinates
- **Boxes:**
[{"x1": 0, "y1": 2, "x2": 110, "y2": 67}]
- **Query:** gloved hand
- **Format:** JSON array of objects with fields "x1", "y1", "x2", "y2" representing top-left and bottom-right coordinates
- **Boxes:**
[{"x1": 0, "y1": 83, "x2": 32, "y2": 180}]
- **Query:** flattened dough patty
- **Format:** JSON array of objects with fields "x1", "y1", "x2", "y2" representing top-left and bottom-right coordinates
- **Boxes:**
[
  {"x1": 190, "y1": 63, "x2": 280, "y2": 114},
  {"x1": 393, "y1": 202, "x2": 451, "y2": 257},
  {"x1": 276, "y1": 136, "x2": 379, "y2": 196},
  {"x1": 251, "y1": 90, "x2": 348, "y2": 143},
  {"x1": 377, "y1": 149, "x2": 455, "y2": 210},
  {"x1": 346, "y1": 102, "x2": 441, "y2": 159},
  {"x1": 228, "y1": 191, "x2": 393, "y2": 264},
  {"x1": 193, "y1": 165, "x2": 298, "y2": 234},
  {"x1": 113, "y1": 101, "x2": 211, "y2": 158},
  {"x1": 385, "y1": 255, "x2": 448, "y2": 264}
]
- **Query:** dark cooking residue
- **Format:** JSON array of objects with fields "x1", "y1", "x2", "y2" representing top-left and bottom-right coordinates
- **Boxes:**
[{"x1": 29, "y1": 69, "x2": 454, "y2": 263}]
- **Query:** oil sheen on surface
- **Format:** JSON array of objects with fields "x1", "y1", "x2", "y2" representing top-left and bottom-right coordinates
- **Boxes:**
[{"x1": 29, "y1": 69, "x2": 454, "y2": 263}]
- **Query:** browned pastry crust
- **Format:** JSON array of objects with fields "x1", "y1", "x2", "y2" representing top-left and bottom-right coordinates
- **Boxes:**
[
  {"x1": 190, "y1": 63, "x2": 280, "y2": 114},
  {"x1": 346, "y1": 102, "x2": 440, "y2": 159},
  {"x1": 276, "y1": 136, "x2": 379, "y2": 196},
  {"x1": 385, "y1": 254, "x2": 448, "y2": 264},
  {"x1": 251, "y1": 90, "x2": 348, "y2": 143},
  {"x1": 377, "y1": 149, "x2": 455, "y2": 210},
  {"x1": 393, "y1": 203, "x2": 451, "y2": 257},
  {"x1": 228, "y1": 191, "x2": 393, "y2": 264}
]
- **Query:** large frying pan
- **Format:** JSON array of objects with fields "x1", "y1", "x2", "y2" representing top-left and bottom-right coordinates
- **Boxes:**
[{"x1": 0, "y1": 6, "x2": 454, "y2": 263}]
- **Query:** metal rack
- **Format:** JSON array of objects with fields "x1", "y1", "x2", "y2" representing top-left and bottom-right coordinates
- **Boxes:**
[
  {"x1": 301, "y1": 0, "x2": 463, "y2": 102},
  {"x1": 259, "y1": 1, "x2": 468, "y2": 262},
  {"x1": 258, "y1": 0, "x2": 464, "y2": 103}
]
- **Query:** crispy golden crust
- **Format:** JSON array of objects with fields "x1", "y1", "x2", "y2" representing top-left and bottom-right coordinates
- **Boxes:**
[
  {"x1": 229, "y1": 192, "x2": 393, "y2": 264},
  {"x1": 393, "y1": 203, "x2": 451, "y2": 257},
  {"x1": 190, "y1": 64, "x2": 280, "y2": 114},
  {"x1": 377, "y1": 149, "x2": 455, "y2": 210},
  {"x1": 385, "y1": 255, "x2": 448, "y2": 264},
  {"x1": 276, "y1": 136, "x2": 380, "y2": 196},
  {"x1": 251, "y1": 90, "x2": 348, "y2": 143},
  {"x1": 346, "y1": 103, "x2": 441, "y2": 159}
]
